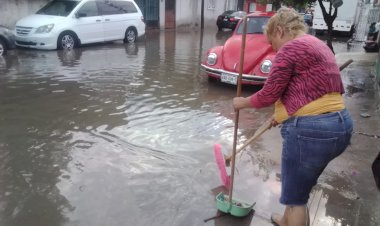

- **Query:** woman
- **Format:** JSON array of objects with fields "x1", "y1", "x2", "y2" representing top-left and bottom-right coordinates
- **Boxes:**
[{"x1": 233, "y1": 8, "x2": 353, "y2": 226}]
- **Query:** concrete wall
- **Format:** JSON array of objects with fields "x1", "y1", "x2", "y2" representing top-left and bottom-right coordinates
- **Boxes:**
[
  {"x1": 175, "y1": 0, "x2": 201, "y2": 28},
  {"x1": 159, "y1": 0, "x2": 165, "y2": 28},
  {"x1": 0, "y1": 0, "x2": 50, "y2": 28},
  {"x1": 201, "y1": 0, "x2": 232, "y2": 28},
  {"x1": 174, "y1": 0, "x2": 236, "y2": 29}
]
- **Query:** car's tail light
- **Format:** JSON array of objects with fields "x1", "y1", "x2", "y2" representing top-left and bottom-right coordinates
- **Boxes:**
[
  {"x1": 141, "y1": 16, "x2": 145, "y2": 23},
  {"x1": 229, "y1": 18, "x2": 237, "y2": 22}
]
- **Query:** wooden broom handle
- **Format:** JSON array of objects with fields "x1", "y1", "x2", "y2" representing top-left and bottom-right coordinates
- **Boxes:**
[{"x1": 228, "y1": 16, "x2": 248, "y2": 204}]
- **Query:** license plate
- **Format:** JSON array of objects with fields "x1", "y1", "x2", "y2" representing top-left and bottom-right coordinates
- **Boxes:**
[
  {"x1": 223, "y1": 18, "x2": 228, "y2": 21},
  {"x1": 221, "y1": 73, "x2": 237, "y2": 85}
]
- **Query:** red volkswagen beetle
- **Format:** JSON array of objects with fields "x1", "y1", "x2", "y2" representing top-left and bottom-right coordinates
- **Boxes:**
[{"x1": 201, "y1": 11, "x2": 276, "y2": 86}]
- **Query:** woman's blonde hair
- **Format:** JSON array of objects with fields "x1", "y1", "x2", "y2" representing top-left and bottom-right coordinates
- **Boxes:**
[{"x1": 265, "y1": 8, "x2": 308, "y2": 40}]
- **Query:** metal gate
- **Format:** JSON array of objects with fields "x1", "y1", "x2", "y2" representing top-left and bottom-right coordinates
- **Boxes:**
[{"x1": 134, "y1": 0, "x2": 159, "y2": 27}]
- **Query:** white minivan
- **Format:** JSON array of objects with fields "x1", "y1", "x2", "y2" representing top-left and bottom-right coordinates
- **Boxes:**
[{"x1": 15, "y1": 0, "x2": 146, "y2": 50}]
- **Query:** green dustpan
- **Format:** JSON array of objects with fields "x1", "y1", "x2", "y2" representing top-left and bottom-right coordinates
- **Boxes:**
[{"x1": 216, "y1": 192, "x2": 255, "y2": 217}]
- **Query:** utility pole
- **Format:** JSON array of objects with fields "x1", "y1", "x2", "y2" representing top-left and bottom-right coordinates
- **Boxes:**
[{"x1": 201, "y1": 0, "x2": 205, "y2": 29}]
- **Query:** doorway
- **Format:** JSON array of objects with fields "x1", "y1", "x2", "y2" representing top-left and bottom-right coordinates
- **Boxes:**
[{"x1": 165, "y1": 0, "x2": 175, "y2": 29}]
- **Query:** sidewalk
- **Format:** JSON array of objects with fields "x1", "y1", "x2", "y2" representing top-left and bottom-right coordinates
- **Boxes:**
[{"x1": 207, "y1": 52, "x2": 380, "y2": 226}]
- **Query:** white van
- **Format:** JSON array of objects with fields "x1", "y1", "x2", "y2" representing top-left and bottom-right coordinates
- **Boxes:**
[
  {"x1": 312, "y1": 0, "x2": 359, "y2": 37},
  {"x1": 14, "y1": 0, "x2": 146, "y2": 50}
]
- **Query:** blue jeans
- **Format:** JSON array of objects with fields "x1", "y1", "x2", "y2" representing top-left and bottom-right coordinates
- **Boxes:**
[{"x1": 280, "y1": 109, "x2": 353, "y2": 205}]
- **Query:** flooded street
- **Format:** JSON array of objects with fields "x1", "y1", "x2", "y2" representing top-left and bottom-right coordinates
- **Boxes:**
[{"x1": 0, "y1": 29, "x2": 376, "y2": 226}]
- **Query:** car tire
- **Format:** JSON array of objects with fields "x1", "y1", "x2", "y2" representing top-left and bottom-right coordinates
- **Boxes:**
[
  {"x1": 57, "y1": 31, "x2": 78, "y2": 50},
  {"x1": 124, "y1": 28, "x2": 137, "y2": 43},
  {"x1": 0, "y1": 39, "x2": 7, "y2": 56}
]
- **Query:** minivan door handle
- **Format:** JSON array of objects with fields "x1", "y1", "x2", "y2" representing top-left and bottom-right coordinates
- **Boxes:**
[
  {"x1": 96, "y1": 19, "x2": 101, "y2": 22},
  {"x1": 105, "y1": 19, "x2": 110, "y2": 22}
]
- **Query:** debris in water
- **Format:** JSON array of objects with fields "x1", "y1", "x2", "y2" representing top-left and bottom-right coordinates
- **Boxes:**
[{"x1": 360, "y1": 113, "x2": 371, "y2": 118}]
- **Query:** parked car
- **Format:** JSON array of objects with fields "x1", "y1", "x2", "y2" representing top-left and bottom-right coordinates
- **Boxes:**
[
  {"x1": 0, "y1": 25, "x2": 16, "y2": 56},
  {"x1": 202, "y1": 11, "x2": 276, "y2": 86},
  {"x1": 14, "y1": 0, "x2": 145, "y2": 50},
  {"x1": 216, "y1": 10, "x2": 247, "y2": 31}
]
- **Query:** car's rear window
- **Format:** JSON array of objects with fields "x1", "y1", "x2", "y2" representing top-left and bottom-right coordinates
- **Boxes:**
[
  {"x1": 231, "y1": 11, "x2": 246, "y2": 17},
  {"x1": 36, "y1": 0, "x2": 79, "y2": 16},
  {"x1": 236, "y1": 16, "x2": 270, "y2": 34},
  {"x1": 222, "y1": 10, "x2": 235, "y2": 16}
]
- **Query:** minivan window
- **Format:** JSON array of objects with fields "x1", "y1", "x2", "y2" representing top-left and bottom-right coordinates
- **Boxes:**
[
  {"x1": 76, "y1": 1, "x2": 99, "y2": 17},
  {"x1": 36, "y1": 0, "x2": 80, "y2": 16},
  {"x1": 98, "y1": 1, "x2": 137, "y2": 15},
  {"x1": 113, "y1": 1, "x2": 138, "y2": 13},
  {"x1": 98, "y1": 2, "x2": 124, "y2": 15}
]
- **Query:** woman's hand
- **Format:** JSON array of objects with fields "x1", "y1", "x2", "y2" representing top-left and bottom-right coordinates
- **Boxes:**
[
  {"x1": 233, "y1": 97, "x2": 252, "y2": 111},
  {"x1": 270, "y1": 115, "x2": 279, "y2": 127}
]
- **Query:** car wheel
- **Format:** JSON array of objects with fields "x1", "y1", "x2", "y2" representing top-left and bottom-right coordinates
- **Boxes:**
[
  {"x1": 124, "y1": 28, "x2": 137, "y2": 43},
  {"x1": 0, "y1": 39, "x2": 7, "y2": 56},
  {"x1": 57, "y1": 32, "x2": 78, "y2": 50}
]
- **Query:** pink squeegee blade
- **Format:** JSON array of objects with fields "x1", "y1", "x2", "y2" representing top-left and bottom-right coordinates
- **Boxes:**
[{"x1": 214, "y1": 143, "x2": 230, "y2": 188}]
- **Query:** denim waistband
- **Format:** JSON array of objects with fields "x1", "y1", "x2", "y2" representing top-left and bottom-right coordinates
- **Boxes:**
[{"x1": 283, "y1": 109, "x2": 350, "y2": 126}]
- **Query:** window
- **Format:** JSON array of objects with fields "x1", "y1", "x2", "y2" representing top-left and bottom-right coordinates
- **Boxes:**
[
  {"x1": 236, "y1": 17, "x2": 270, "y2": 34},
  {"x1": 98, "y1": 1, "x2": 124, "y2": 15},
  {"x1": 113, "y1": 1, "x2": 138, "y2": 13},
  {"x1": 231, "y1": 11, "x2": 247, "y2": 18},
  {"x1": 222, "y1": 10, "x2": 235, "y2": 16},
  {"x1": 36, "y1": 0, "x2": 80, "y2": 16},
  {"x1": 98, "y1": 1, "x2": 137, "y2": 15},
  {"x1": 248, "y1": 3, "x2": 256, "y2": 13},
  {"x1": 76, "y1": 1, "x2": 99, "y2": 17}
]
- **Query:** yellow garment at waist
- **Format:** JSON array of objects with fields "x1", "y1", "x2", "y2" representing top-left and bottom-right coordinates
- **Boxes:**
[{"x1": 274, "y1": 93, "x2": 345, "y2": 123}]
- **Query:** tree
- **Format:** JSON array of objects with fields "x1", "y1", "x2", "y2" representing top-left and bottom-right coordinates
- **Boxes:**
[
  {"x1": 315, "y1": 0, "x2": 338, "y2": 53},
  {"x1": 271, "y1": 0, "x2": 338, "y2": 53}
]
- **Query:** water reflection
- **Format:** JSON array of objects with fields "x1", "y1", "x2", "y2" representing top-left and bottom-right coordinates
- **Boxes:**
[
  {"x1": 309, "y1": 173, "x2": 379, "y2": 226},
  {"x1": 57, "y1": 49, "x2": 82, "y2": 67},
  {"x1": 215, "y1": 30, "x2": 233, "y2": 41},
  {"x1": 0, "y1": 30, "x2": 242, "y2": 226}
]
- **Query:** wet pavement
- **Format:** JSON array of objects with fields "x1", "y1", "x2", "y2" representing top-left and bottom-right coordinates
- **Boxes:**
[{"x1": 0, "y1": 29, "x2": 379, "y2": 226}]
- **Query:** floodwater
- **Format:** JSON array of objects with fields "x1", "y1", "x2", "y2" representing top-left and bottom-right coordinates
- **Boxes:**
[{"x1": 0, "y1": 29, "x2": 374, "y2": 226}]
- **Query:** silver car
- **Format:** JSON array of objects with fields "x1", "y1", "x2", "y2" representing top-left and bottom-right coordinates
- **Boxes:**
[{"x1": 0, "y1": 26, "x2": 15, "y2": 56}]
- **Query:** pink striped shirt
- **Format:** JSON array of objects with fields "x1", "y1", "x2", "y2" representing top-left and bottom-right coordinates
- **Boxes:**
[{"x1": 250, "y1": 34, "x2": 344, "y2": 115}]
